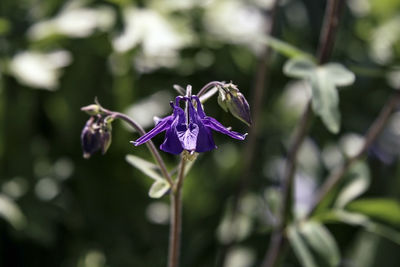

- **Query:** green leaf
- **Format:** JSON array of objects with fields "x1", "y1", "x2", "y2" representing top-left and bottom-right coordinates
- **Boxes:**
[
  {"x1": 310, "y1": 67, "x2": 341, "y2": 133},
  {"x1": 300, "y1": 221, "x2": 340, "y2": 267},
  {"x1": 288, "y1": 225, "x2": 318, "y2": 267},
  {"x1": 335, "y1": 162, "x2": 370, "y2": 208},
  {"x1": 346, "y1": 198, "x2": 400, "y2": 226},
  {"x1": 125, "y1": 154, "x2": 164, "y2": 181},
  {"x1": 261, "y1": 36, "x2": 314, "y2": 59},
  {"x1": 313, "y1": 210, "x2": 369, "y2": 225},
  {"x1": 148, "y1": 180, "x2": 170, "y2": 198},
  {"x1": 315, "y1": 210, "x2": 400, "y2": 245},
  {"x1": 283, "y1": 61, "x2": 355, "y2": 134},
  {"x1": 284, "y1": 58, "x2": 316, "y2": 79},
  {"x1": 0, "y1": 194, "x2": 27, "y2": 230},
  {"x1": 323, "y1": 63, "x2": 356, "y2": 86}
]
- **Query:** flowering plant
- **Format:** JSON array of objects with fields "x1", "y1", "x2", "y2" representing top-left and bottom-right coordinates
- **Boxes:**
[{"x1": 80, "y1": 81, "x2": 250, "y2": 267}]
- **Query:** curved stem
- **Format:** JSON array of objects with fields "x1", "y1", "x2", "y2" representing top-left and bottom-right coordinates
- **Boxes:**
[
  {"x1": 99, "y1": 107, "x2": 173, "y2": 186},
  {"x1": 168, "y1": 157, "x2": 186, "y2": 267},
  {"x1": 197, "y1": 81, "x2": 225, "y2": 97}
]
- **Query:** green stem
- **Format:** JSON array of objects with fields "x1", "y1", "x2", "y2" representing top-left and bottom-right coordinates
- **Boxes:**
[
  {"x1": 99, "y1": 107, "x2": 173, "y2": 187},
  {"x1": 197, "y1": 81, "x2": 224, "y2": 97},
  {"x1": 168, "y1": 157, "x2": 186, "y2": 267}
]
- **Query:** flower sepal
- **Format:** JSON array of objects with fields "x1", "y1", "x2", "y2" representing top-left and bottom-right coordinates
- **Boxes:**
[{"x1": 133, "y1": 95, "x2": 247, "y2": 155}]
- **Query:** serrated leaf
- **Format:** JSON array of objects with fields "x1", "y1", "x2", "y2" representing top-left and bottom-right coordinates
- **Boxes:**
[
  {"x1": 324, "y1": 63, "x2": 356, "y2": 86},
  {"x1": 288, "y1": 225, "x2": 318, "y2": 267},
  {"x1": 346, "y1": 198, "x2": 400, "y2": 226},
  {"x1": 310, "y1": 67, "x2": 341, "y2": 133},
  {"x1": 283, "y1": 58, "x2": 316, "y2": 79},
  {"x1": 148, "y1": 180, "x2": 170, "y2": 198},
  {"x1": 335, "y1": 162, "x2": 370, "y2": 208},
  {"x1": 125, "y1": 154, "x2": 164, "y2": 181},
  {"x1": 300, "y1": 221, "x2": 340, "y2": 267}
]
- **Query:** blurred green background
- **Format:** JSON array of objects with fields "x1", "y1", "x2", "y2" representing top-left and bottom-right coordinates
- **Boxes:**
[{"x1": 1, "y1": 0, "x2": 400, "y2": 266}]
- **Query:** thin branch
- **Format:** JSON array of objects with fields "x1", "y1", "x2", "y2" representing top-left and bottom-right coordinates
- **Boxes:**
[
  {"x1": 168, "y1": 157, "x2": 187, "y2": 267},
  {"x1": 261, "y1": 0, "x2": 345, "y2": 266},
  {"x1": 99, "y1": 107, "x2": 173, "y2": 186},
  {"x1": 262, "y1": 103, "x2": 313, "y2": 267},
  {"x1": 236, "y1": 0, "x2": 281, "y2": 197},
  {"x1": 308, "y1": 91, "x2": 400, "y2": 216},
  {"x1": 316, "y1": 0, "x2": 346, "y2": 64},
  {"x1": 215, "y1": 1, "x2": 280, "y2": 265}
]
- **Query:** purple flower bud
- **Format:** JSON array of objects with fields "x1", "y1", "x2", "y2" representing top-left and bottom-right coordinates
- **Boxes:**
[
  {"x1": 218, "y1": 84, "x2": 252, "y2": 126},
  {"x1": 81, "y1": 117, "x2": 101, "y2": 159},
  {"x1": 81, "y1": 116, "x2": 113, "y2": 159}
]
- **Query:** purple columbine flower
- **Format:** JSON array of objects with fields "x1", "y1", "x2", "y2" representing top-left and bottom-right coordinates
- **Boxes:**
[{"x1": 132, "y1": 95, "x2": 246, "y2": 154}]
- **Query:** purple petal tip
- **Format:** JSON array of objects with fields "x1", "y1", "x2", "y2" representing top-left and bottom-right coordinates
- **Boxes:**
[{"x1": 129, "y1": 141, "x2": 139, "y2": 146}]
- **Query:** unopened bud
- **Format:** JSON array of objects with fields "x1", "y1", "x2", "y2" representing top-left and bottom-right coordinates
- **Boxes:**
[
  {"x1": 218, "y1": 84, "x2": 252, "y2": 126},
  {"x1": 81, "y1": 104, "x2": 100, "y2": 115},
  {"x1": 81, "y1": 117, "x2": 102, "y2": 159},
  {"x1": 80, "y1": 116, "x2": 113, "y2": 158}
]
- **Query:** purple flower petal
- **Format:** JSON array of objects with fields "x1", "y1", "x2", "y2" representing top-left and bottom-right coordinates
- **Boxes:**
[
  {"x1": 202, "y1": 117, "x2": 247, "y2": 140},
  {"x1": 195, "y1": 123, "x2": 216, "y2": 152},
  {"x1": 160, "y1": 111, "x2": 186, "y2": 154},
  {"x1": 133, "y1": 115, "x2": 174, "y2": 146},
  {"x1": 160, "y1": 125, "x2": 184, "y2": 154},
  {"x1": 174, "y1": 96, "x2": 185, "y2": 107},
  {"x1": 192, "y1": 96, "x2": 206, "y2": 118},
  {"x1": 187, "y1": 97, "x2": 216, "y2": 152},
  {"x1": 176, "y1": 123, "x2": 199, "y2": 151}
]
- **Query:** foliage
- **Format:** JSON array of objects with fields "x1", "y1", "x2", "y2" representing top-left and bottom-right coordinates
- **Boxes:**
[{"x1": 1, "y1": 0, "x2": 400, "y2": 267}]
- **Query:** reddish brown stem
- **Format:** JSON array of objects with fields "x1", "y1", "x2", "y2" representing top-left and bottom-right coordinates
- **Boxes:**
[
  {"x1": 167, "y1": 157, "x2": 186, "y2": 267},
  {"x1": 308, "y1": 92, "x2": 400, "y2": 216},
  {"x1": 261, "y1": 0, "x2": 345, "y2": 266}
]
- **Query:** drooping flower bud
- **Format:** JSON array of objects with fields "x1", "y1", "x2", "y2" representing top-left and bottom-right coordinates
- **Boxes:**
[
  {"x1": 81, "y1": 117, "x2": 102, "y2": 159},
  {"x1": 80, "y1": 116, "x2": 113, "y2": 158},
  {"x1": 218, "y1": 83, "x2": 252, "y2": 126}
]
